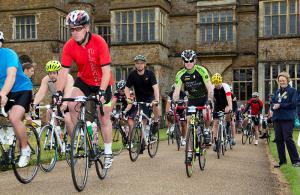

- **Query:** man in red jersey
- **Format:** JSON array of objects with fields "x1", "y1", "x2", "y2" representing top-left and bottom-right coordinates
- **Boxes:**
[
  {"x1": 243, "y1": 92, "x2": 264, "y2": 145},
  {"x1": 56, "y1": 10, "x2": 113, "y2": 169}
]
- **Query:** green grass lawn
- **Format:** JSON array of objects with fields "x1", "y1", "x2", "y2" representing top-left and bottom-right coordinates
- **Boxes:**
[{"x1": 269, "y1": 129, "x2": 300, "y2": 195}]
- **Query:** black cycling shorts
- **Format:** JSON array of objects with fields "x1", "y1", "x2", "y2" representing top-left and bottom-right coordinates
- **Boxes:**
[
  {"x1": 74, "y1": 77, "x2": 112, "y2": 103},
  {"x1": 5, "y1": 90, "x2": 32, "y2": 113},
  {"x1": 252, "y1": 116, "x2": 260, "y2": 126}
]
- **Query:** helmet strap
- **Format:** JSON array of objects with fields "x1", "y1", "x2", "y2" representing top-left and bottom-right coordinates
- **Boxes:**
[{"x1": 77, "y1": 32, "x2": 90, "y2": 46}]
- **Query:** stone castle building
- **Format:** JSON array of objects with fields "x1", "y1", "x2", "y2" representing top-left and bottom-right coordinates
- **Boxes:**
[{"x1": 0, "y1": 0, "x2": 299, "y2": 111}]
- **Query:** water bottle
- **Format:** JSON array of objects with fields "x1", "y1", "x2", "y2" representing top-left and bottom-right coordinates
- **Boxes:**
[
  {"x1": 203, "y1": 128, "x2": 211, "y2": 144},
  {"x1": 92, "y1": 121, "x2": 98, "y2": 144},
  {"x1": 86, "y1": 121, "x2": 93, "y2": 139}
]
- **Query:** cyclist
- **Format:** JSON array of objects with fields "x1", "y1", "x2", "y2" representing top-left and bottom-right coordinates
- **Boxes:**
[
  {"x1": 32, "y1": 60, "x2": 74, "y2": 136},
  {"x1": 111, "y1": 80, "x2": 136, "y2": 139},
  {"x1": 165, "y1": 84, "x2": 188, "y2": 146},
  {"x1": 211, "y1": 73, "x2": 236, "y2": 150},
  {"x1": 125, "y1": 55, "x2": 160, "y2": 154},
  {"x1": 56, "y1": 10, "x2": 114, "y2": 169},
  {"x1": 173, "y1": 50, "x2": 213, "y2": 160},
  {"x1": 243, "y1": 92, "x2": 264, "y2": 145},
  {"x1": 0, "y1": 31, "x2": 33, "y2": 167},
  {"x1": 22, "y1": 62, "x2": 35, "y2": 79}
]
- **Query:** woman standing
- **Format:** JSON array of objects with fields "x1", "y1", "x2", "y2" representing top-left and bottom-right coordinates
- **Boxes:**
[{"x1": 272, "y1": 72, "x2": 300, "y2": 168}]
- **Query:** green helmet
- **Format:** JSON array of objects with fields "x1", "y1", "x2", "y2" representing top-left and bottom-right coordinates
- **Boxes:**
[
  {"x1": 134, "y1": 55, "x2": 146, "y2": 62},
  {"x1": 45, "y1": 60, "x2": 62, "y2": 72}
]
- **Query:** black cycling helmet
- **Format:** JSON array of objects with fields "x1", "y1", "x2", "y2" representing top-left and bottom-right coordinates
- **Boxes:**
[
  {"x1": 117, "y1": 80, "x2": 126, "y2": 90},
  {"x1": 181, "y1": 50, "x2": 197, "y2": 62}
]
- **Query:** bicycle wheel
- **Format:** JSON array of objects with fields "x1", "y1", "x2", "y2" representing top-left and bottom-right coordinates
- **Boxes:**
[
  {"x1": 39, "y1": 125, "x2": 58, "y2": 172},
  {"x1": 148, "y1": 126, "x2": 160, "y2": 158},
  {"x1": 129, "y1": 126, "x2": 142, "y2": 162},
  {"x1": 70, "y1": 122, "x2": 88, "y2": 192},
  {"x1": 13, "y1": 125, "x2": 40, "y2": 184},
  {"x1": 198, "y1": 134, "x2": 206, "y2": 171},
  {"x1": 174, "y1": 124, "x2": 181, "y2": 151},
  {"x1": 249, "y1": 128, "x2": 254, "y2": 144},
  {"x1": 95, "y1": 148, "x2": 107, "y2": 180},
  {"x1": 216, "y1": 126, "x2": 222, "y2": 159},
  {"x1": 64, "y1": 132, "x2": 72, "y2": 167},
  {"x1": 112, "y1": 127, "x2": 124, "y2": 156},
  {"x1": 185, "y1": 126, "x2": 195, "y2": 177},
  {"x1": 241, "y1": 128, "x2": 248, "y2": 145}
]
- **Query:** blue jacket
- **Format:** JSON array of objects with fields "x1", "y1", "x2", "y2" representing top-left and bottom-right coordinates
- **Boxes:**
[{"x1": 272, "y1": 85, "x2": 297, "y2": 121}]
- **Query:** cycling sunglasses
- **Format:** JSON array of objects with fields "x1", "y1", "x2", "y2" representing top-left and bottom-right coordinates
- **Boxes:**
[
  {"x1": 70, "y1": 26, "x2": 84, "y2": 33},
  {"x1": 183, "y1": 59, "x2": 195, "y2": 63}
]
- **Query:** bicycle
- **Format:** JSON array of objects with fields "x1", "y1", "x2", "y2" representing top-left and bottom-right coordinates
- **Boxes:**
[
  {"x1": 214, "y1": 111, "x2": 231, "y2": 159},
  {"x1": 179, "y1": 105, "x2": 207, "y2": 177},
  {"x1": 262, "y1": 116, "x2": 271, "y2": 144},
  {"x1": 64, "y1": 95, "x2": 107, "y2": 192},
  {"x1": 128, "y1": 102, "x2": 160, "y2": 162},
  {"x1": 36, "y1": 104, "x2": 71, "y2": 172},
  {"x1": 0, "y1": 105, "x2": 40, "y2": 184},
  {"x1": 165, "y1": 110, "x2": 181, "y2": 150},
  {"x1": 111, "y1": 110, "x2": 129, "y2": 155},
  {"x1": 242, "y1": 114, "x2": 255, "y2": 144}
]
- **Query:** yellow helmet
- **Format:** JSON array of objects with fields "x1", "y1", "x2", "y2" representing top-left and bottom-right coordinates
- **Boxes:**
[
  {"x1": 211, "y1": 73, "x2": 222, "y2": 85},
  {"x1": 45, "y1": 60, "x2": 61, "y2": 72}
]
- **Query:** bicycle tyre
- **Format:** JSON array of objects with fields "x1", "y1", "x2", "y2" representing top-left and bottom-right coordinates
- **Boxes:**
[
  {"x1": 198, "y1": 134, "x2": 206, "y2": 171},
  {"x1": 148, "y1": 127, "x2": 160, "y2": 158},
  {"x1": 249, "y1": 128, "x2": 254, "y2": 144},
  {"x1": 185, "y1": 125, "x2": 194, "y2": 177},
  {"x1": 129, "y1": 126, "x2": 142, "y2": 162},
  {"x1": 174, "y1": 124, "x2": 181, "y2": 151},
  {"x1": 39, "y1": 125, "x2": 58, "y2": 172},
  {"x1": 70, "y1": 122, "x2": 88, "y2": 192},
  {"x1": 13, "y1": 125, "x2": 40, "y2": 184},
  {"x1": 241, "y1": 128, "x2": 248, "y2": 144},
  {"x1": 95, "y1": 149, "x2": 107, "y2": 180},
  {"x1": 216, "y1": 126, "x2": 222, "y2": 159}
]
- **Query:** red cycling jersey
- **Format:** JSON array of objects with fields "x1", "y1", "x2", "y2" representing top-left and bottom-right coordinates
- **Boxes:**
[
  {"x1": 61, "y1": 33, "x2": 113, "y2": 86},
  {"x1": 248, "y1": 98, "x2": 263, "y2": 115}
]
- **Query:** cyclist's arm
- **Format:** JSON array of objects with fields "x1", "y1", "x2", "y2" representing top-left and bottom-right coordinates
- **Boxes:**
[
  {"x1": 205, "y1": 80, "x2": 214, "y2": 100},
  {"x1": 165, "y1": 97, "x2": 171, "y2": 113},
  {"x1": 100, "y1": 65, "x2": 110, "y2": 91},
  {"x1": 111, "y1": 97, "x2": 117, "y2": 110},
  {"x1": 152, "y1": 84, "x2": 160, "y2": 102},
  {"x1": 63, "y1": 74, "x2": 74, "y2": 98},
  {"x1": 33, "y1": 76, "x2": 49, "y2": 105},
  {"x1": 226, "y1": 95, "x2": 233, "y2": 111},
  {"x1": 56, "y1": 67, "x2": 69, "y2": 92},
  {"x1": 124, "y1": 86, "x2": 131, "y2": 100},
  {"x1": 0, "y1": 67, "x2": 16, "y2": 96}
]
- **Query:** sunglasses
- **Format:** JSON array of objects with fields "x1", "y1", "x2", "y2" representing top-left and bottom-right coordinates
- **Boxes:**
[
  {"x1": 70, "y1": 26, "x2": 84, "y2": 33},
  {"x1": 183, "y1": 59, "x2": 195, "y2": 63}
]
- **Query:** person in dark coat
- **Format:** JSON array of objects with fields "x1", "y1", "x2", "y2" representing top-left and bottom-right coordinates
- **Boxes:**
[{"x1": 272, "y1": 72, "x2": 300, "y2": 168}]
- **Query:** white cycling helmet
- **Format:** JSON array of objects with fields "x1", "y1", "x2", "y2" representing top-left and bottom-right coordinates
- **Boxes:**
[{"x1": 66, "y1": 10, "x2": 90, "y2": 26}]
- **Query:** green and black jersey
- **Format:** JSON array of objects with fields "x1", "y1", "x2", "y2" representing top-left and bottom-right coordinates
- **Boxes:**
[{"x1": 175, "y1": 64, "x2": 210, "y2": 99}]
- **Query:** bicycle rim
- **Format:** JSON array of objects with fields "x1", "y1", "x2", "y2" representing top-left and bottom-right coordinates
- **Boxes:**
[
  {"x1": 71, "y1": 122, "x2": 88, "y2": 192},
  {"x1": 249, "y1": 129, "x2": 254, "y2": 144},
  {"x1": 112, "y1": 127, "x2": 124, "y2": 156},
  {"x1": 129, "y1": 126, "x2": 142, "y2": 162},
  {"x1": 95, "y1": 149, "x2": 107, "y2": 180},
  {"x1": 148, "y1": 128, "x2": 159, "y2": 158},
  {"x1": 13, "y1": 125, "x2": 40, "y2": 184},
  {"x1": 185, "y1": 126, "x2": 194, "y2": 177},
  {"x1": 242, "y1": 129, "x2": 248, "y2": 144},
  {"x1": 39, "y1": 125, "x2": 58, "y2": 172},
  {"x1": 174, "y1": 124, "x2": 181, "y2": 151},
  {"x1": 198, "y1": 135, "x2": 206, "y2": 171}
]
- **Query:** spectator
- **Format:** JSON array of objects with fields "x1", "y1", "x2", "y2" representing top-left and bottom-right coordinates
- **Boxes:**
[{"x1": 272, "y1": 71, "x2": 300, "y2": 168}]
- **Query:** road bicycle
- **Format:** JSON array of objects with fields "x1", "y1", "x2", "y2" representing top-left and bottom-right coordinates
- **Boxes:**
[
  {"x1": 214, "y1": 111, "x2": 231, "y2": 159},
  {"x1": 242, "y1": 114, "x2": 255, "y2": 144},
  {"x1": 37, "y1": 104, "x2": 71, "y2": 172},
  {"x1": 64, "y1": 95, "x2": 107, "y2": 192},
  {"x1": 178, "y1": 105, "x2": 207, "y2": 177},
  {"x1": 0, "y1": 104, "x2": 40, "y2": 184},
  {"x1": 111, "y1": 110, "x2": 129, "y2": 155},
  {"x1": 128, "y1": 102, "x2": 159, "y2": 162}
]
